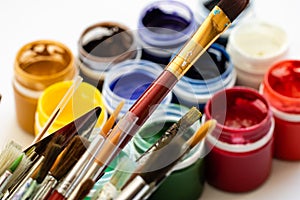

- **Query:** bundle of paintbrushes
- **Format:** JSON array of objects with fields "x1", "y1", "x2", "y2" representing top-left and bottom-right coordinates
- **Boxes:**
[{"x1": 0, "y1": 0, "x2": 249, "y2": 199}]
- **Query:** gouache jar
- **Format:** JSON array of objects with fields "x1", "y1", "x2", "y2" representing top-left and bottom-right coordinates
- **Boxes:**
[
  {"x1": 204, "y1": 87, "x2": 274, "y2": 192},
  {"x1": 78, "y1": 22, "x2": 139, "y2": 90},
  {"x1": 260, "y1": 60, "x2": 300, "y2": 160},
  {"x1": 35, "y1": 81, "x2": 107, "y2": 135},
  {"x1": 226, "y1": 20, "x2": 289, "y2": 89},
  {"x1": 172, "y1": 43, "x2": 236, "y2": 111},
  {"x1": 102, "y1": 59, "x2": 172, "y2": 118},
  {"x1": 137, "y1": 0, "x2": 196, "y2": 65},
  {"x1": 13, "y1": 40, "x2": 77, "y2": 134},
  {"x1": 131, "y1": 104, "x2": 205, "y2": 200},
  {"x1": 195, "y1": 0, "x2": 255, "y2": 47}
]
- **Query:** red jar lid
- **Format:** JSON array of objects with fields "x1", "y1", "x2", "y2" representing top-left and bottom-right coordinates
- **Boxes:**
[
  {"x1": 205, "y1": 87, "x2": 272, "y2": 145},
  {"x1": 263, "y1": 60, "x2": 300, "y2": 114}
]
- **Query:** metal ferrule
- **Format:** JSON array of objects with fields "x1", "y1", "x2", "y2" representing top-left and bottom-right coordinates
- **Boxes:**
[
  {"x1": 31, "y1": 175, "x2": 57, "y2": 200},
  {"x1": 115, "y1": 176, "x2": 149, "y2": 200},
  {"x1": 0, "y1": 170, "x2": 12, "y2": 192},
  {"x1": 166, "y1": 6, "x2": 231, "y2": 79}
]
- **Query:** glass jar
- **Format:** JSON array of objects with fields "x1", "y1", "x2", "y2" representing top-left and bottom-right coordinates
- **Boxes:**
[
  {"x1": 130, "y1": 103, "x2": 205, "y2": 200},
  {"x1": 226, "y1": 20, "x2": 289, "y2": 89},
  {"x1": 77, "y1": 21, "x2": 139, "y2": 91},
  {"x1": 137, "y1": 0, "x2": 196, "y2": 65},
  {"x1": 102, "y1": 59, "x2": 172, "y2": 118},
  {"x1": 204, "y1": 87, "x2": 274, "y2": 192},
  {"x1": 13, "y1": 40, "x2": 77, "y2": 134},
  {"x1": 260, "y1": 60, "x2": 300, "y2": 160},
  {"x1": 172, "y1": 43, "x2": 236, "y2": 111}
]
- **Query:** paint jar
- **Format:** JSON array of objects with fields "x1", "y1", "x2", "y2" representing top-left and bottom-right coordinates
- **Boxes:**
[
  {"x1": 172, "y1": 43, "x2": 236, "y2": 111},
  {"x1": 260, "y1": 60, "x2": 300, "y2": 160},
  {"x1": 195, "y1": 0, "x2": 255, "y2": 47},
  {"x1": 226, "y1": 20, "x2": 289, "y2": 89},
  {"x1": 204, "y1": 87, "x2": 274, "y2": 192},
  {"x1": 130, "y1": 103, "x2": 205, "y2": 200},
  {"x1": 102, "y1": 59, "x2": 172, "y2": 118},
  {"x1": 77, "y1": 22, "x2": 139, "y2": 91},
  {"x1": 34, "y1": 81, "x2": 107, "y2": 135},
  {"x1": 137, "y1": 0, "x2": 197, "y2": 65},
  {"x1": 13, "y1": 40, "x2": 77, "y2": 134}
]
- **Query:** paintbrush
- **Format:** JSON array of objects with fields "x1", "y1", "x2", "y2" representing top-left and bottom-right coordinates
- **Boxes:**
[
  {"x1": 46, "y1": 102, "x2": 126, "y2": 200},
  {"x1": 80, "y1": 0, "x2": 249, "y2": 185},
  {"x1": 68, "y1": 113, "x2": 138, "y2": 200},
  {"x1": 10, "y1": 137, "x2": 63, "y2": 200},
  {"x1": 0, "y1": 154, "x2": 24, "y2": 198},
  {"x1": 31, "y1": 135, "x2": 89, "y2": 200},
  {"x1": 95, "y1": 156, "x2": 137, "y2": 200},
  {"x1": 136, "y1": 107, "x2": 201, "y2": 163},
  {"x1": 33, "y1": 76, "x2": 83, "y2": 144},
  {"x1": 0, "y1": 141, "x2": 23, "y2": 176},
  {"x1": 116, "y1": 120, "x2": 216, "y2": 200},
  {"x1": 4, "y1": 107, "x2": 101, "y2": 200}
]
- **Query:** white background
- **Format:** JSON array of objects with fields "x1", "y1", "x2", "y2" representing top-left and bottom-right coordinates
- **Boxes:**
[{"x1": 0, "y1": 0, "x2": 299, "y2": 199}]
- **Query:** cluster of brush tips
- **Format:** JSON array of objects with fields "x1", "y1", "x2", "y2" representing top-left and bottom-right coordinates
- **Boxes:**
[{"x1": 0, "y1": 0, "x2": 249, "y2": 199}]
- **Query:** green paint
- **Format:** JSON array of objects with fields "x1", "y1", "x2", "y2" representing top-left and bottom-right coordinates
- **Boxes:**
[{"x1": 9, "y1": 154, "x2": 23, "y2": 172}]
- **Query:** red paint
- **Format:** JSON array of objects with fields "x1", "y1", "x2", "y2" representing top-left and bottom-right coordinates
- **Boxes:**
[
  {"x1": 47, "y1": 190, "x2": 66, "y2": 200},
  {"x1": 204, "y1": 87, "x2": 274, "y2": 192},
  {"x1": 262, "y1": 60, "x2": 300, "y2": 160}
]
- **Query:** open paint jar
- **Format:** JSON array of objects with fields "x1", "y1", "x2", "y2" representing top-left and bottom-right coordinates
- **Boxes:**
[
  {"x1": 130, "y1": 104, "x2": 205, "y2": 200},
  {"x1": 137, "y1": 0, "x2": 196, "y2": 65},
  {"x1": 260, "y1": 60, "x2": 300, "y2": 160},
  {"x1": 195, "y1": 0, "x2": 255, "y2": 47},
  {"x1": 172, "y1": 43, "x2": 236, "y2": 111},
  {"x1": 13, "y1": 40, "x2": 77, "y2": 134},
  {"x1": 35, "y1": 81, "x2": 107, "y2": 135},
  {"x1": 204, "y1": 87, "x2": 274, "y2": 192},
  {"x1": 102, "y1": 59, "x2": 172, "y2": 118},
  {"x1": 226, "y1": 20, "x2": 289, "y2": 89},
  {"x1": 78, "y1": 22, "x2": 139, "y2": 90}
]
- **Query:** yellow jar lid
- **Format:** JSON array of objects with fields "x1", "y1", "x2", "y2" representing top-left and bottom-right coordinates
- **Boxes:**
[{"x1": 35, "y1": 80, "x2": 107, "y2": 135}]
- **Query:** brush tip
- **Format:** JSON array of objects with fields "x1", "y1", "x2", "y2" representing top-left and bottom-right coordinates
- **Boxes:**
[
  {"x1": 74, "y1": 179, "x2": 95, "y2": 200},
  {"x1": 218, "y1": 0, "x2": 249, "y2": 22}
]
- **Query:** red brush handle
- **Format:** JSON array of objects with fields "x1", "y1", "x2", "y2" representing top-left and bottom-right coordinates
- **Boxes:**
[{"x1": 47, "y1": 190, "x2": 66, "y2": 200}]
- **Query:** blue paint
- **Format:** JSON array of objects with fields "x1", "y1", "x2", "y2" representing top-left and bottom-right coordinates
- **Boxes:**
[
  {"x1": 213, "y1": 9, "x2": 220, "y2": 15},
  {"x1": 109, "y1": 72, "x2": 154, "y2": 100}
]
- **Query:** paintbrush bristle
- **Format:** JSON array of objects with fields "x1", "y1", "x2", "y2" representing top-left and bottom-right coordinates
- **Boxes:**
[
  {"x1": 187, "y1": 119, "x2": 217, "y2": 148},
  {"x1": 52, "y1": 136, "x2": 89, "y2": 180},
  {"x1": 177, "y1": 107, "x2": 202, "y2": 133},
  {"x1": 36, "y1": 142, "x2": 62, "y2": 183},
  {"x1": 73, "y1": 178, "x2": 95, "y2": 200},
  {"x1": 218, "y1": 0, "x2": 249, "y2": 22},
  {"x1": 0, "y1": 141, "x2": 23, "y2": 175}
]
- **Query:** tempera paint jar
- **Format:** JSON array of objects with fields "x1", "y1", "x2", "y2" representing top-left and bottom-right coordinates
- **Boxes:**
[
  {"x1": 260, "y1": 60, "x2": 300, "y2": 160},
  {"x1": 77, "y1": 22, "x2": 139, "y2": 90},
  {"x1": 13, "y1": 40, "x2": 77, "y2": 134},
  {"x1": 195, "y1": 0, "x2": 255, "y2": 47},
  {"x1": 35, "y1": 81, "x2": 107, "y2": 135},
  {"x1": 102, "y1": 59, "x2": 172, "y2": 118},
  {"x1": 204, "y1": 87, "x2": 274, "y2": 192},
  {"x1": 131, "y1": 104, "x2": 205, "y2": 200},
  {"x1": 226, "y1": 20, "x2": 289, "y2": 89},
  {"x1": 172, "y1": 43, "x2": 236, "y2": 111},
  {"x1": 137, "y1": 0, "x2": 197, "y2": 65}
]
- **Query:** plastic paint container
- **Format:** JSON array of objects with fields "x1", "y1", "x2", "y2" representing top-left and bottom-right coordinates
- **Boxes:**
[
  {"x1": 137, "y1": 0, "x2": 196, "y2": 65},
  {"x1": 77, "y1": 22, "x2": 139, "y2": 90},
  {"x1": 204, "y1": 87, "x2": 274, "y2": 192},
  {"x1": 131, "y1": 104, "x2": 205, "y2": 200},
  {"x1": 13, "y1": 40, "x2": 77, "y2": 134},
  {"x1": 195, "y1": 0, "x2": 255, "y2": 47},
  {"x1": 172, "y1": 43, "x2": 236, "y2": 111},
  {"x1": 102, "y1": 59, "x2": 172, "y2": 118},
  {"x1": 35, "y1": 81, "x2": 107, "y2": 135},
  {"x1": 226, "y1": 20, "x2": 289, "y2": 89},
  {"x1": 260, "y1": 60, "x2": 300, "y2": 160}
]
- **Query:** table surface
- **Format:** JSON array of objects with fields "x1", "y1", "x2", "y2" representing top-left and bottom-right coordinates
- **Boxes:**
[{"x1": 0, "y1": 0, "x2": 299, "y2": 199}]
